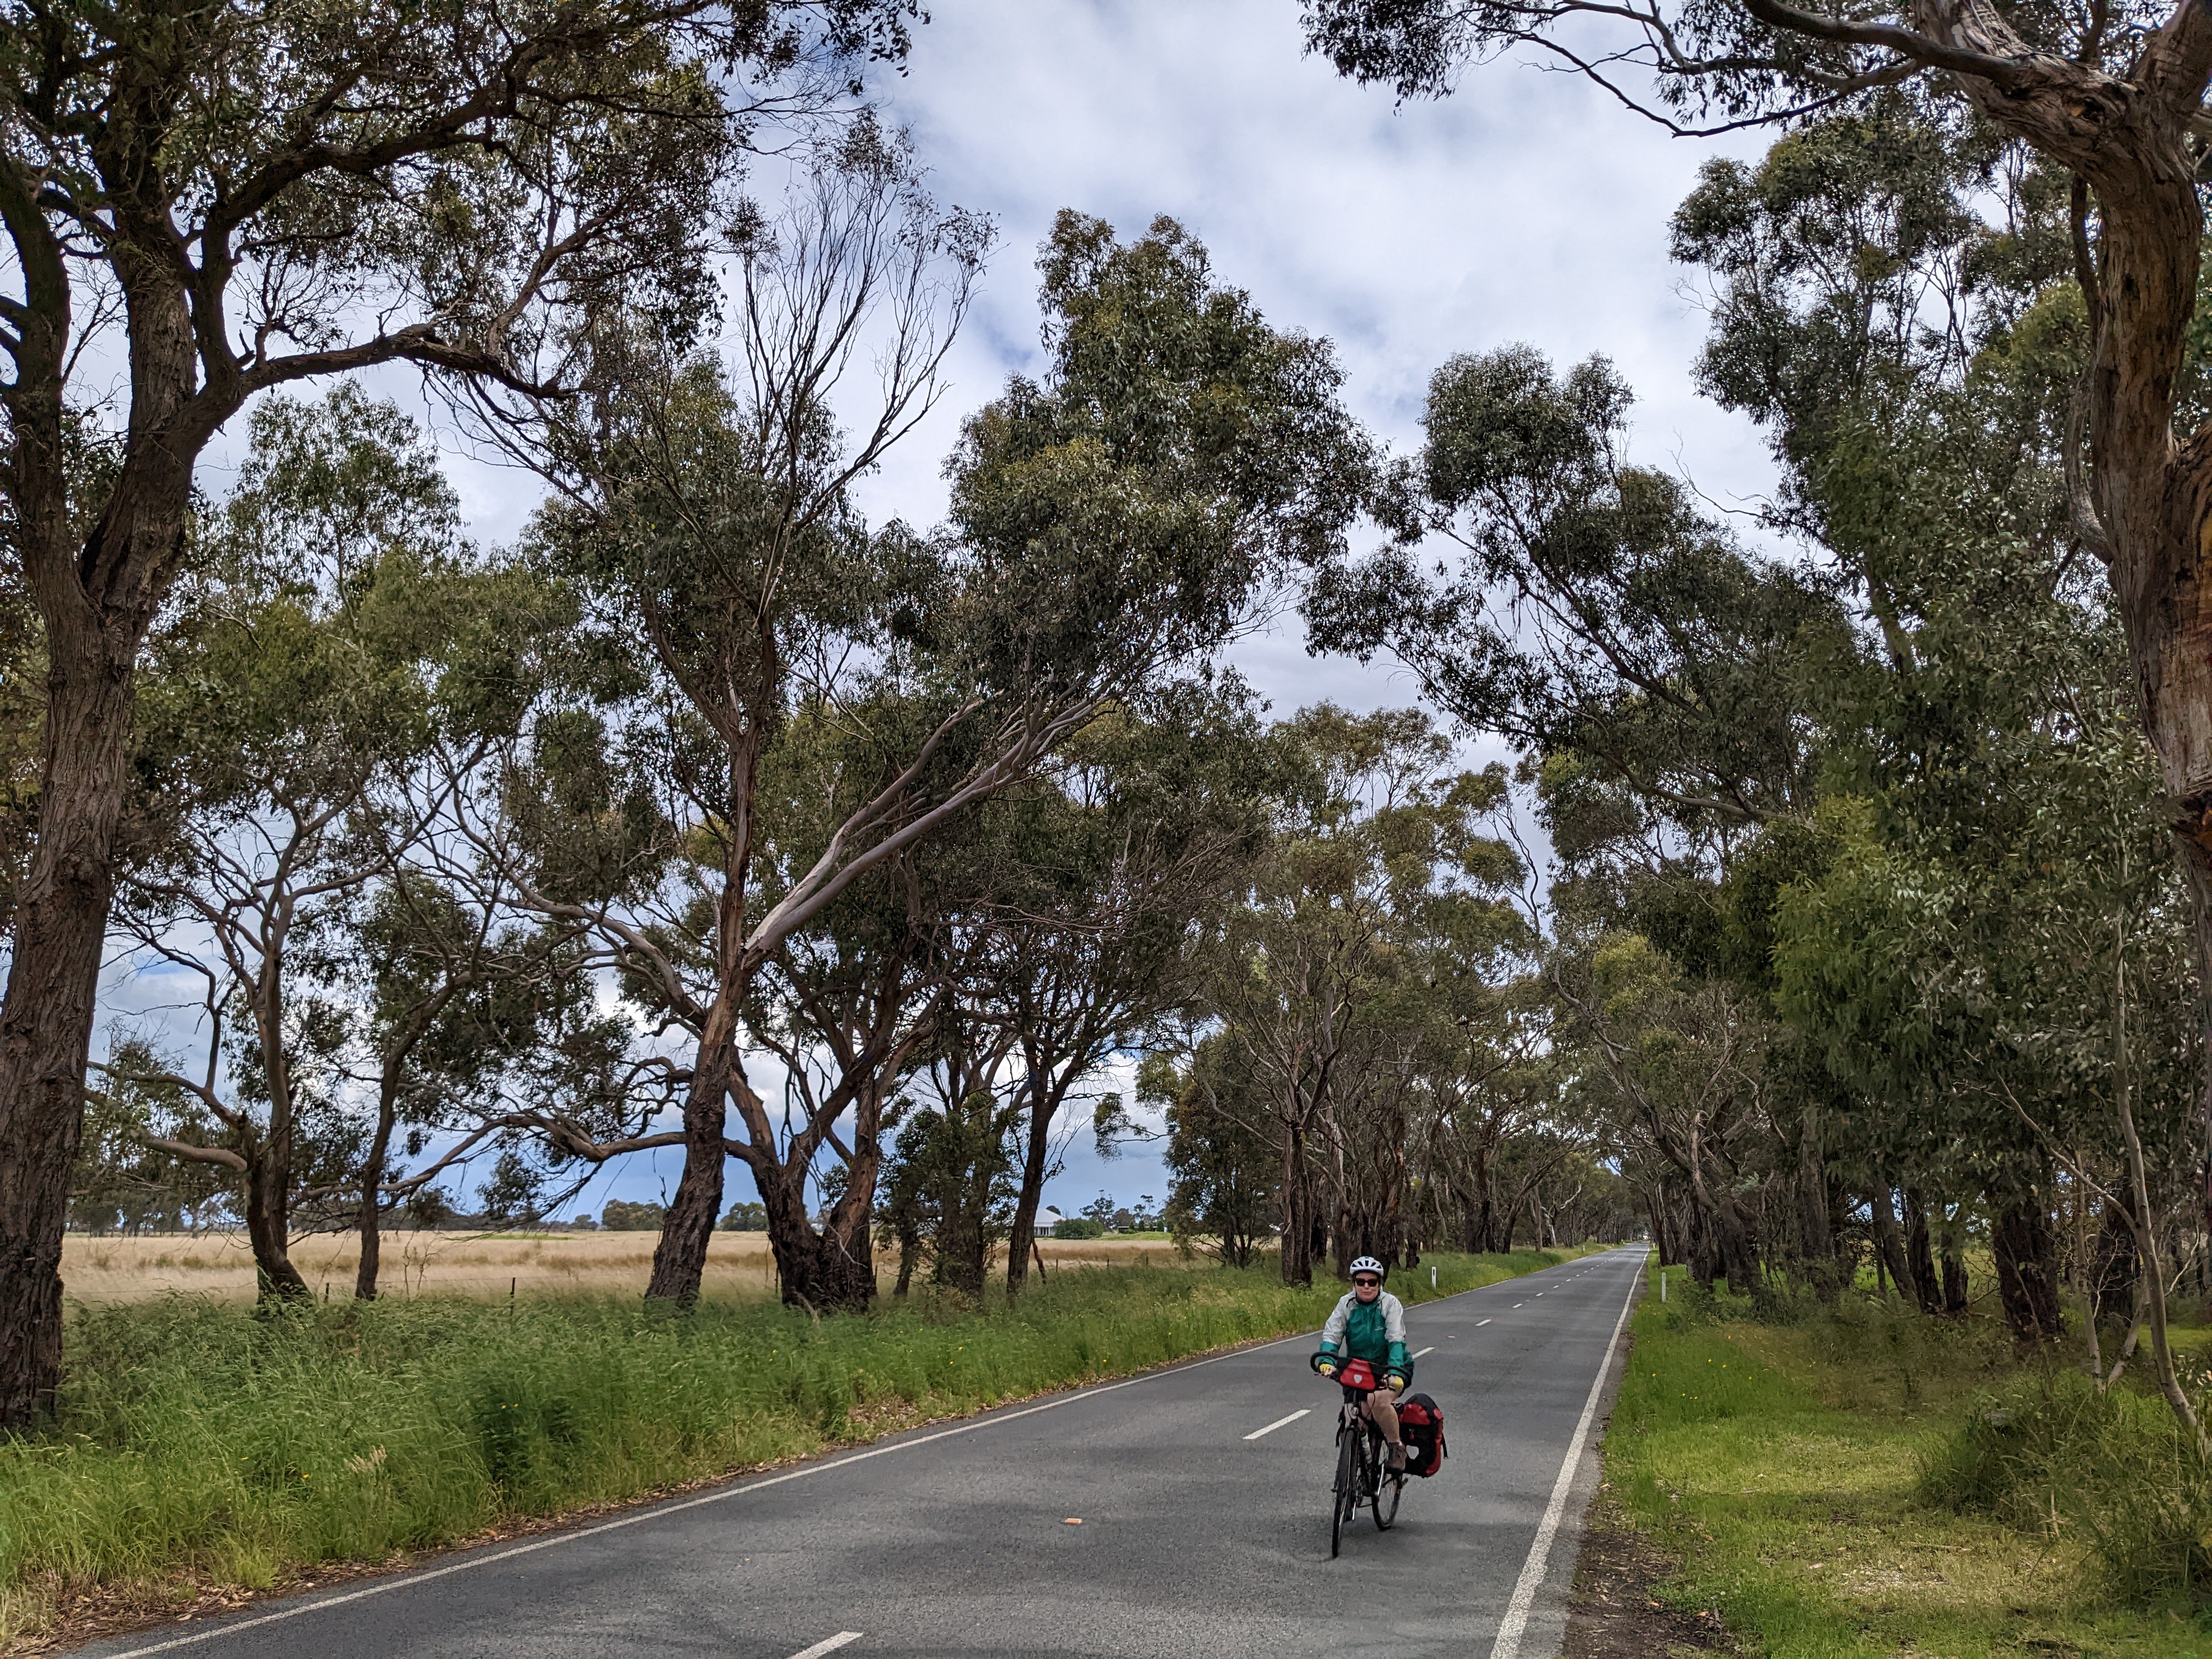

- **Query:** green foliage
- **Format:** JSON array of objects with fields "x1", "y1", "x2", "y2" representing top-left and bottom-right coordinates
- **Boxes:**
[
  {"x1": 70, "y1": 1042, "x2": 236, "y2": 1234},
  {"x1": 1150, "y1": 1047, "x2": 1277, "y2": 1267},
  {"x1": 876, "y1": 1090, "x2": 1020, "y2": 1296},
  {"x1": 1175, "y1": 701, "x2": 1546, "y2": 1275},
  {"x1": 1306, "y1": 343, "x2": 1844, "y2": 868},
  {"x1": 1050, "y1": 1217, "x2": 1105, "y2": 1239},
  {"x1": 601, "y1": 1201, "x2": 668, "y2": 1232}
]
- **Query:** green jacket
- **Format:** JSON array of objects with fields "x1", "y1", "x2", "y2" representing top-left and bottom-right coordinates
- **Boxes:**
[{"x1": 1319, "y1": 1288, "x2": 1410, "y2": 1378}]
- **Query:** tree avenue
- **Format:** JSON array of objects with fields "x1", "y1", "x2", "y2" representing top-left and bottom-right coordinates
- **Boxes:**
[{"x1": 21, "y1": 19, "x2": 2212, "y2": 1623}]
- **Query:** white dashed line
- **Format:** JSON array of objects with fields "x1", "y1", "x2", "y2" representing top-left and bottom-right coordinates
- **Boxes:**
[
  {"x1": 787, "y1": 1637, "x2": 865, "y2": 1659},
  {"x1": 1477, "y1": 1318, "x2": 1492, "y2": 1327},
  {"x1": 1243, "y1": 1409, "x2": 1311, "y2": 1441},
  {"x1": 1412, "y1": 1346, "x2": 1435, "y2": 1358}
]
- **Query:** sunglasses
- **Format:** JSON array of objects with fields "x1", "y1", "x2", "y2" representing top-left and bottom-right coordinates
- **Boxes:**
[{"x1": 1353, "y1": 1276, "x2": 1381, "y2": 1287}]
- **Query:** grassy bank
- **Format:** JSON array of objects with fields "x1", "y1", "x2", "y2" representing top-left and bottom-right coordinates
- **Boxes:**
[
  {"x1": 0, "y1": 1246, "x2": 1581, "y2": 1644},
  {"x1": 1609, "y1": 1261, "x2": 2212, "y2": 1657}
]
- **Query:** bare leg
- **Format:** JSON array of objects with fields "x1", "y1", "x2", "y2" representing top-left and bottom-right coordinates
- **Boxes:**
[{"x1": 1367, "y1": 1387, "x2": 1403, "y2": 1447}]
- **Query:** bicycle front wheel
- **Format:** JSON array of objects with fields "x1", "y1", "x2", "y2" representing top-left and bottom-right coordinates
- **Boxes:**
[{"x1": 1331, "y1": 1423, "x2": 1358, "y2": 1558}]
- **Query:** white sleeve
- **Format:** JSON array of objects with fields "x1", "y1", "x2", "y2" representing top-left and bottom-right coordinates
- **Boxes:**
[
  {"x1": 1384, "y1": 1294, "x2": 1408, "y2": 1347},
  {"x1": 1321, "y1": 1292, "x2": 1355, "y2": 1347}
]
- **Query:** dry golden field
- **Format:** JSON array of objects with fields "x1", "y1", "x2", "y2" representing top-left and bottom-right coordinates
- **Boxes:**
[{"x1": 56, "y1": 1229, "x2": 1193, "y2": 1303}]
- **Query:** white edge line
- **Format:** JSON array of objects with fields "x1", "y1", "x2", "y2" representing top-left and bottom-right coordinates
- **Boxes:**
[
  {"x1": 1242, "y1": 1407, "x2": 1311, "y2": 1441},
  {"x1": 1487, "y1": 1257, "x2": 1645, "y2": 1659},
  {"x1": 787, "y1": 1634, "x2": 865, "y2": 1659}
]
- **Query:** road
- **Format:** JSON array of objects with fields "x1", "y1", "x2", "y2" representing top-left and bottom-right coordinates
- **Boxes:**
[{"x1": 80, "y1": 1246, "x2": 1648, "y2": 1659}]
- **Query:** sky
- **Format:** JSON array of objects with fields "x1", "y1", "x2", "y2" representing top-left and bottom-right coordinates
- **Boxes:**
[{"x1": 105, "y1": 0, "x2": 1784, "y2": 1224}]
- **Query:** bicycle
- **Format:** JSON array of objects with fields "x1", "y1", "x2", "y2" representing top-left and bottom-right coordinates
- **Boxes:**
[{"x1": 1321, "y1": 1356, "x2": 1402, "y2": 1556}]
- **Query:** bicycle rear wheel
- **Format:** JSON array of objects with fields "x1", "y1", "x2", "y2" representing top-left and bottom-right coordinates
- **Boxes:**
[{"x1": 1331, "y1": 1420, "x2": 1358, "y2": 1557}]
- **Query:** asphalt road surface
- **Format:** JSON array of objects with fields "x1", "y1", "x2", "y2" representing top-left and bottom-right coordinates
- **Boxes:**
[{"x1": 81, "y1": 1246, "x2": 1649, "y2": 1659}]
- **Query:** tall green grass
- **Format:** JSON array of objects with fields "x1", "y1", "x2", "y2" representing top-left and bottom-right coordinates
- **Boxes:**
[
  {"x1": 0, "y1": 1247, "x2": 1578, "y2": 1638},
  {"x1": 1611, "y1": 1263, "x2": 2212, "y2": 1657},
  {"x1": 1917, "y1": 1362, "x2": 2212, "y2": 1607}
]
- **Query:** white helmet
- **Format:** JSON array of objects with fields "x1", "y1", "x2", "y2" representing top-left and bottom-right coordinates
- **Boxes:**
[{"x1": 1349, "y1": 1256, "x2": 1385, "y2": 1279}]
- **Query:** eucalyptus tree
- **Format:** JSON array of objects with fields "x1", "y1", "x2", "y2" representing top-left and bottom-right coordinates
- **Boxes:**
[
  {"x1": 956, "y1": 682, "x2": 1277, "y2": 1297},
  {"x1": 1153, "y1": 1040, "x2": 1278, "y2": 1267},
  {"x1": 1414, "y1": 978, "x2": 1560, "y2": 1255},
  {"x1": 72, "y1": 1039, "x2": 237, "y2": 1235},
  {"x1": 104, "y1": 387, "x2": 504, "y2": 1298},
  {"x1": 1307, "y1": 343, "x2": 1846, "y2": 850},
  {"x1": 342, "y1": 883, "x2": 626, "y2": 1299},
  {"x1": 877, "y1": 1006, "x2": 1022, "y2": 1299},
  {"x1": 0, "y1": 0, "x2": 906, "y2": 1426},
  {"x1": 505, "y1": 185, "x2": 1367, "y2": 1311},
  {"x1": 736, "y1": 704, "x2": 952, "y2": 1311},
  {"x1": 1304, "y1": 0, "x2": 2212, "y2": 930},
  {"x1": 1676, "y1": 103, "x2": 2205, "y2": 1340},
  {"x1": 1553, "y1": 932, "x2": 1775, "y2": 1291},
  {"x1": 1193, "y1": 705, "x2": 1527, "y2": 1283},
  {"x1": 1776, "y1": 701, "x2": 2201, "y2": 1353}
]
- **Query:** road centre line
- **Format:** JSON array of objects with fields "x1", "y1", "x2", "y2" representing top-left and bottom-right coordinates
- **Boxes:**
[
  {"x1": 1488, "y1": 1261, "x2": 1644, "y2": 1659},
  {"x1": 786, "y1": 1637, "x2": 864, "y2": 1659},
  {"x1": 1477, "y1": 1318, "x2": 1492, "y2": 1326},
  {"x1": 1412, "y1": 1346, "x2": 1435, "y2": 1358},
  {"x1": 1243, "y1": 1409, "x2": 1310, "y2": 1441}
]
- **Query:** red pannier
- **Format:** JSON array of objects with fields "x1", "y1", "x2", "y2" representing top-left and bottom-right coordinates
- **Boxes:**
[{"x1": 1398, "y1": 1392, "x2": 1446, "y2": 1477}]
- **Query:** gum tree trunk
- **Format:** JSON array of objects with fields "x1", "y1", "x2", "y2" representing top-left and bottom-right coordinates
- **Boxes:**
[
  {"x1": 354, "y1": 1079, "x2": 400, "y2": 1300},
  {"x1": 767, "y1": 1113, "x2": 884, "y2": 1313},
  {"x1": 1279, "y1": 1121, "x2": 1314, "y2": 1286},
  {"x1": 646, "y1": 1014, "x2": 736, "y2": 1307},
  {"x1": 1902, "y1": 1189, "x2": 1942, "y2": 1314},
  {"x1": 0, "y1": 403, "x2": 199, "y2": 1420},
  {"x1": 1006, "y1": 1066, "x2": 1079, "y2": 1300},
  {"x1": 1993, "y1": 1195, "x2": 2064, "y2": 1341},
  {"x1": 0, "y1": 636, "x2": 138, "y2": 1422}
]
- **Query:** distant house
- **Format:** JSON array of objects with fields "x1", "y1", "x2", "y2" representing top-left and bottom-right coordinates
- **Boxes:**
[{"x1": 1037, "y1": 1207, "x2": 1066, "y2": 1234}]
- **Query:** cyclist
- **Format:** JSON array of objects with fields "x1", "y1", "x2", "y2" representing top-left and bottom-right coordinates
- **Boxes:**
[{"x1": 1311, "y1": 1255, "x2": 1412, "y2": 1472}]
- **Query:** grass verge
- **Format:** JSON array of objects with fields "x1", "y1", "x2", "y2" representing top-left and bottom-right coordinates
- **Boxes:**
[
  {"x1": 0, "y1": 1245, "x2": 1582, "y2": 1646},
  {"x1": 1607, "y1": 1260, "x2": 2212, "y2": 1657}
]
